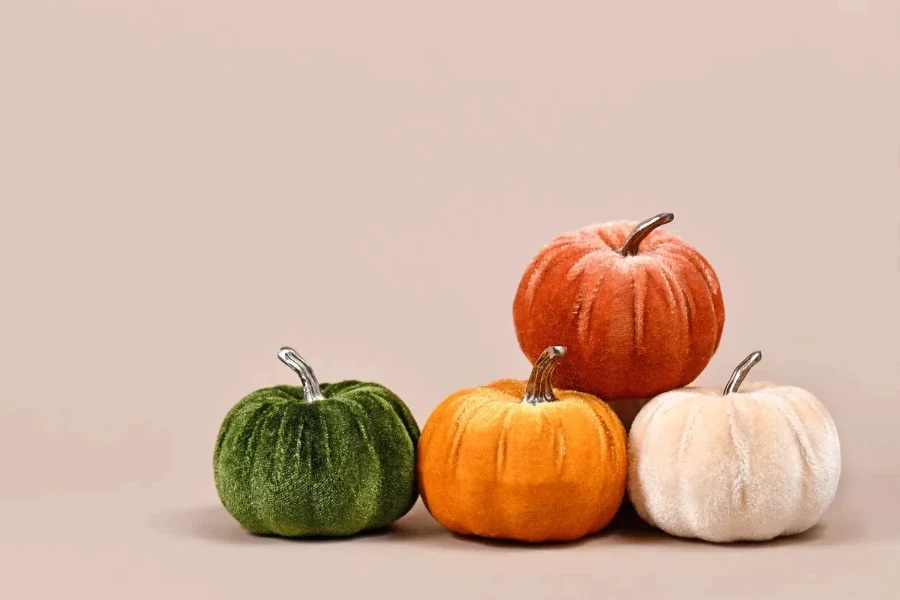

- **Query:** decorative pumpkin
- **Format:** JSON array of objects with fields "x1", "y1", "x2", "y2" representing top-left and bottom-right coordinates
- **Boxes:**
[
  {"x1": 512, "y1": 213, "x2": 725, "y2": 400},
  {"x1": 627, "y1": 351, "x2": 841, "y2": 543},
  {"x1": 417, "y1": 346, "x2": 627, "y2": 543},
  {"x1": 213, "y1": 347, "x2": 420, "y2": 537}
]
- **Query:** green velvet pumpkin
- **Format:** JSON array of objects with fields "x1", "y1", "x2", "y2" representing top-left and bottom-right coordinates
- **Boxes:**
[{"x1": 213, "y1": 348, "x2": 420, "y2": 537}]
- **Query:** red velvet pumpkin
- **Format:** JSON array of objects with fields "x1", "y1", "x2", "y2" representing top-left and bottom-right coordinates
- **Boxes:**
[{"x1": 512, "y1": 213, "x2": 724, "y2": 400}]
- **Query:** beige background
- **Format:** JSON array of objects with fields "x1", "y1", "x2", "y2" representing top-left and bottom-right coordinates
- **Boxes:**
[{"x1": 2, "y1": 1, "x2": 899, "y2": 598}]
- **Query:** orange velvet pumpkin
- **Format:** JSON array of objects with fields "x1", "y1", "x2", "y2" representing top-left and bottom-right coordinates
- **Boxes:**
[
  {"x1": 513, "y1": 213, "x2": 725, "y2": 400},
  {"x1": 417, "y1": 346, "x2": 627, "y2": 543}
]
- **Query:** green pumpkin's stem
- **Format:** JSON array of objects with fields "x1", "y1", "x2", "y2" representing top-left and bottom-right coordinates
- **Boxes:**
[
  {"x1": 723, "y1": 351, "x2": 763, "y2": 395},
  {"x1": 618, "y1": 213, "x2": 674, "y2": 257},
  {"x1": 278, "y1": 347, "x2": 325, "y2": 402},
  {"x1": 523, "y1": 346, "x2": 566, "y2": 405}
]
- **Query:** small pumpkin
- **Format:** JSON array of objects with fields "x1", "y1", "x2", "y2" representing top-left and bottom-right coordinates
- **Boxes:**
[
  {"x1": 417, "y1": 346, "x2": 627, "y2": 543},
  {"x1": 627, "y1": 352, "x2": 841, "y2": 543},
  {"x1": 214, "y1": 347, "x2": 420, "y2": 537},
  {"x1": 513, "y1": 213, "x2": 725, "y2": 400}
]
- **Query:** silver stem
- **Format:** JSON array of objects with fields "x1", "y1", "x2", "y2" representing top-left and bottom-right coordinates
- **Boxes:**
[
  {"x1": 278, "y1": 347, "x2": 326, "y2": 402},
  {"x1": 723, "y1": 351, "x2": 763, "y2": 395},
  {"x1": 523, "y1": 346, "x2": 567, "y2": 405},
  {"x1": 618, "y1": 213, "x2": 674, "y2": 257}
]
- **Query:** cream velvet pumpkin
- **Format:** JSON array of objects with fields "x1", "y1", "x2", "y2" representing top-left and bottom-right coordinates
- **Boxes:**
[{"x1": 627, "y1": 352, "x2": 841, "y2": 543}]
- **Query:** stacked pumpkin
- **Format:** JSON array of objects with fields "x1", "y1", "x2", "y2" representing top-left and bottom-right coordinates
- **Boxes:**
[{"x1": 214, "y1": 213, "x2": 841, "y2": 544}]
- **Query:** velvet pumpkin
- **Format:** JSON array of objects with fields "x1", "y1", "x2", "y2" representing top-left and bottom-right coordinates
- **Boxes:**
[
  {"x1": 417, "y1": 346, "x2": 627, "y2": 543},
  {"x1": 627, "y1": 352, "x2": 841, "y2": 543},
  {"x1": 512, "y1": 213, "x2": 725, "y2": 400},
  {"x1": 214, "y1": 348, "x2": 420, "y2": 537}
]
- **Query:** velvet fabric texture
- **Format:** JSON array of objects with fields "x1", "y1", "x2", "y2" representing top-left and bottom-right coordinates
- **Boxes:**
[
  {"x1": 214, "y1": 381, "x2": 420, "y2": 537},
  {"x1": 627, "y1": 381, "x2": 841, "y2": 543},
  {"x1": 608, "y1": 396, "x2": 652, "y2": 431},
  {"x1": 417, "y1": 379, "x2": 627, "y2": 543},
  {"x1": 512, "y1": 220, "x2": 725, "y2": 400}
]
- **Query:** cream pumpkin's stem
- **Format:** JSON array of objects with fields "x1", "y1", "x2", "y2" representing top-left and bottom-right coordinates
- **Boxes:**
[
  {"x1": 618, "y1": 212, "x2": 675, "y2": 257},
  {"x1": 523, "y1": 346, "x2": 567, "y2": 405},
  {"x1": 278, "y1": 347, "x2": 326, "y2": 402},
  {"x1": 723, "y1": 351, "x2": 763, "y2": 395}
]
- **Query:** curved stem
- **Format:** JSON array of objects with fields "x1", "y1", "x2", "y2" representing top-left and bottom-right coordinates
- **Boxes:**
[
  {"x1": 723, "y1": 351, "x2": 763, "y2": 395},
  {"x1": 618, "y1": 212, "x2": 674, "y2": 256},
  {"x1": 523, "y1": 346, "x2": 567, "y2": 405},
  {"x1": 278, "y1": 347, "x2": 325, "y2": 402}
]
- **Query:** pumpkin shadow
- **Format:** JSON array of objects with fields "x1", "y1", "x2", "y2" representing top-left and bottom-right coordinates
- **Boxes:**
[
  {"x1": 407, "y1": 505, "x2": 625, "y2": 549},
  {"x1": 601, "y1": 499, "x2": 868, "y2": 548},
  {"x1": 151, "y1": 498, "x2": 867, "y2": 548},
  {"x1": 384, "y1": 502, "x2": 449, "y2": 542},
  {"x1": 149, "y1": 501, "x2": 446, "y2": 545},
  {"x1": 150, "y1": 505, "x2": 275, "y2": 545},
  {"x1": 447, "y1": 532, "x2": 592, "y2": 549}
]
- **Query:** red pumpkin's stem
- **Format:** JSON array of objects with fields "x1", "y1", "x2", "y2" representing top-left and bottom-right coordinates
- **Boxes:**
[
  {"x1": 523, "y1": 346, "x2": 566, "y2": 405},
  {"x1": 278, "y1": 347, "x2": 326, "y2": 402},
  {"x1": 723, "y1": 351, "x2": 763, "y2": 395},
  {"x1": 618, "y1": 213, "x2": 674, "y2": 256}
]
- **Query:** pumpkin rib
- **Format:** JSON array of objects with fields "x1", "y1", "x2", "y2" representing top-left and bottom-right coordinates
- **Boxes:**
[
  {"x1": 640, "y1": 392, "x2": 684, "y2": 445},
  {"x1": 260, "y1": 405, "x2": 300, "y2": 535},
  {"x1": 248, "y1": 403, "x2": 286, "y2": 532},
  {"x1": 761, "y1": 390, "x2": 817, "y2": 471},
  {"x1": 217, "y1": 402, "x2": 271, "y2": 532},
  {"x1": 667, "y1": 250, "x2": 722, "y2": 367},
  {"x1": 522, "y1": 242, "x2": 569, "y2": 307},
  {"x1": 365, "y1": 385, "x2": 422, "y2": 447},
  {"x1": 565, "y1": 253, "x2": 605, "y2": 351},
  {"x1": 272, "y1": 403, "x2": 295, "y2": 478},
  {"x1": 213, "y1": 406, "x2": 239, "y2": 462},
  {"x1": 494, "y1": 403, "x2": 515, "y2": 477},
  {"x1": 565, "y1": 249, "x2": 599, "y2": 281},
  {"x1": 647, "y1": 260, "x2": 691, "y2": 360},
  {"x1": 764, "y1": 391, "x2": 817, "y2": 538},
  {"x1": 576, "y1": 273, "x2": 606, "y2": 351},
  {"x1": 551, "y1": 407, "x2": 567, "y2": 476},
  {"x1": 677, "y1": 403, "x2": 704, "y2": 460},
  {"x1": 520, "y1": 240, "x2": 593, "y2": 319},
  {"x1": 758, "y1": 391, "x2": 812, "y2": 538},
  {"x1": 654, "y1": 258, "x2": 693, "y2": 383},
  {"x1": 630, "y1": 267, "x2": 642, "y2": 351},
  {"x1": 347, "y1": 391, "x2": 420, "y2": 525},
  {"x1": 324, "y1": 402, "x2": 379, "y2": 535},
  {"x1": 327, "y1": 398, "x2": 382, "y2": 528},
  {"x1": 675, "y1": 401, "x2": 705, "y2": 535},
  {"x1": 669, "y1": 247, "x2": 724, "y2": 327},
  {"x1": 578, "y1": 401, "x2": 612, "y2": 514},
  {"x1": 292, "y1": 412, "x2": 306, "y2": 478},
  {"x1": 726, "y1": 400, "x2": 752, "y2": 508},
  {"x1": 581, "y1": 399, "x2": 625, "y2": 532},
  {"x1": 448, "y1": 392, "x2": 491, "y2": 472},
  {"x1": 598, "y1": 399, "x2": 627, "y2": 485}
]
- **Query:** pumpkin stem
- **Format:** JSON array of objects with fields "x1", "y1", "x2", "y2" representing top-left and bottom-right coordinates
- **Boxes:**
[
  {"x1": 723, "y1": 351, "x2": 763, "y2": 395},
  {"x1": 278, "y1": 347, "x2": 326, "y2": 402},
  {"x1": 618, "y1": 213, "x2": 674, "y2": 256},
  {"x1": 523, "y1": 346, "x2": 567, "y2": 405}
]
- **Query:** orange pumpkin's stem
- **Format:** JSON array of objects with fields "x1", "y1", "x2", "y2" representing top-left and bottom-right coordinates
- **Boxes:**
[
  {"x1": 723, "y1": 351, "x2": 763, "y2": 395},
  {"x1": 523, "y1": 346, "x2": 567, "y2": 405},
  {"x1": 618, "y1": 213, "x2": 675, "y2": 257},
  {"x1": 278, "y1": 347, "x2": 326, "y2": 402}
]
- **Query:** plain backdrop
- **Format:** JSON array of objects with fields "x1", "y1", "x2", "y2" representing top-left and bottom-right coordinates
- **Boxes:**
[{"x1": 1, "y1": 2, "x2": 898, "y2": 598}]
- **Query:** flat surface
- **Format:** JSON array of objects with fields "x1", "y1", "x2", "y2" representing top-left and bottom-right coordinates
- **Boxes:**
[
  {"x1": 3, "y1": 476, "x2": 898, "y2": 598},
  {"x1": 2, "y1": 2, "x2": 899, "y2": 598}
]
